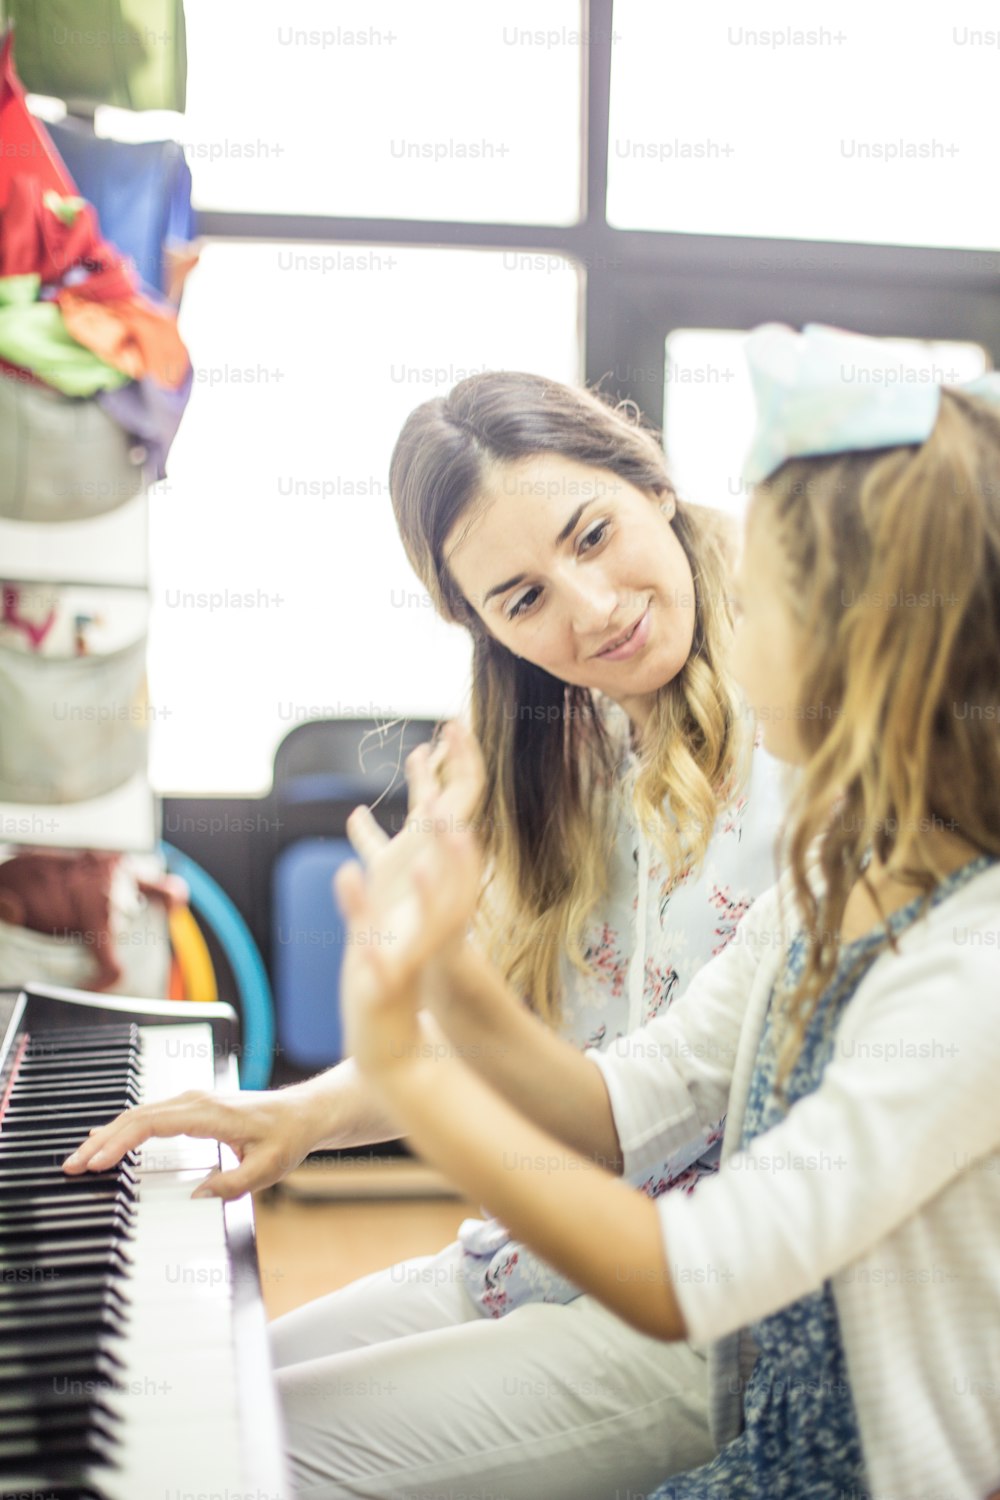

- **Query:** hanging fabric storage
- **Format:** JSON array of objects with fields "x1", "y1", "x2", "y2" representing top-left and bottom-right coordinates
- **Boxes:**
[
  {"x1": 0, "y1": 0, "x2": 188, "y2": 113},
  {"x1": 0, "y1": 371, "x2": 148, "y2": 520},
  {"x1": 0, "y1": 583, "x2": 149, "y2": 804}
]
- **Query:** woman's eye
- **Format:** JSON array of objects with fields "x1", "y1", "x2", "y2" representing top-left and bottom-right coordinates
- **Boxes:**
[
  {"x1": 578, "y1": 520, "x2": 610, "y2": 553},
  {"x1": 507, "y1": 586, "x2": 541, "y2": 620}
]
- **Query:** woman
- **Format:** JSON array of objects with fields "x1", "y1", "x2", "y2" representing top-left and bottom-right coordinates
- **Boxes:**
[{"x1": 66, "y1": 372, "x2": 786, "y2": 1499}]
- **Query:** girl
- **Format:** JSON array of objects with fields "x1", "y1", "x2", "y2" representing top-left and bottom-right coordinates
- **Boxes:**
[
  {"x1": 336, "y1": 324, "x2": 1000, "y2": 1499},
  {"x1": 66, "y1": 374, "x2": 786, "y2": 1499}
]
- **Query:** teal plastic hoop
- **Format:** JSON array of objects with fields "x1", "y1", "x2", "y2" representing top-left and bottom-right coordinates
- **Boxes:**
[{"x1": 160, "y1": 841, "x2": 274, "y2": 1089}]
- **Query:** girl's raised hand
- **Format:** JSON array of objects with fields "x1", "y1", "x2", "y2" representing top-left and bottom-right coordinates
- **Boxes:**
[
  {"x1": 343, "y1": 719, "x2": 485, "y2": 927},
  {"x1": 333, "y1": 806, "x2": 481, "y2": 1082}
]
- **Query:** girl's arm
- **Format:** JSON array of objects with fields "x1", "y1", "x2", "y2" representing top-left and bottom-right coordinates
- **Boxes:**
[
  {"x1": 420, "y1": 944, "x2": 625, "y2": 1171},
  {"x1": 345, "y1": 720, "x2": 759, "y2": 1172},
  {"x1": 383, "y1": 1040, "x2": 684, "y2": 1340},
  {"x1": 336, "y1": 857, "x2": 684, "y2": 1340}
]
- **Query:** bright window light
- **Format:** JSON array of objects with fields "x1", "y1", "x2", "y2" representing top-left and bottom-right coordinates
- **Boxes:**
[
  {"x1": 609, "y1": 1, "x2": 999, "y2": 250},
  {"x1": 147, "y1": 243, "x2": 581, "y2": 795}
]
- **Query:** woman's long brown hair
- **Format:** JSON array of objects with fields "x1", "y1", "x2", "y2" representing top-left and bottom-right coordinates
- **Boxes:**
[{"x1": 390, "y1": 371, "x2": 749, "y2": 1022}]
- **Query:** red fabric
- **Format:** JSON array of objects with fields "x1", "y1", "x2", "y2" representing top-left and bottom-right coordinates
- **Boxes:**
[
  {"x1": 0, "y1": 31, "x2": 75, "y2": 212},
  {"x1": 0, "y1": 849, "x2": 121, "y2": 990},
  {"x1": 0, "y1": 174, "x2": 135, "y2": 295}
]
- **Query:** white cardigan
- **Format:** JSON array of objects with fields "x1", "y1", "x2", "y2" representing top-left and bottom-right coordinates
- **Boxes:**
[{"x1": 588, "y1": 862, "x2": 1000, "y2": 1500}]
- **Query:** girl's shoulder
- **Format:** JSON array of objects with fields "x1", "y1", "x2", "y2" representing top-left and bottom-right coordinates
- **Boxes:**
[{"x1": 839, "y1": 859, "x2": 1000, "y2": 1028}]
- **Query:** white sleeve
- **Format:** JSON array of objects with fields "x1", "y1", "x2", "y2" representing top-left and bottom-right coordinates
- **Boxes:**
[
  {"x1": 656, "y1": 930, "x2": 1000, "y2": 1344},
  {"x1": 585, "y1": 880, "x2": 785, "y2": 1177}
]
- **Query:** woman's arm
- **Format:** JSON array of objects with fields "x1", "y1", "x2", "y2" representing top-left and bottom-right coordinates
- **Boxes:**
[{"x1": 62, "y1": 1043, "x2": 411, "y2": 1196}]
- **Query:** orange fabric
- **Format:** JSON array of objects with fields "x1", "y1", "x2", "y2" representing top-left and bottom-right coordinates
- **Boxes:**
[
  {"x1": 167, "y1": 951, "x2": 185, "y2": 999},
  {"x1": 57, "y1": 289, "x2": 190, "y2": 389}
]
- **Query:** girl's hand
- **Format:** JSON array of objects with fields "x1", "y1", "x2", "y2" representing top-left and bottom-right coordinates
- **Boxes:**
[
  {"x1": 334, "y1": 811, "x2": 481, "y2": 1083},
  {"x1": 345, "y1": 718, "x2": 486, "y2": 881}
]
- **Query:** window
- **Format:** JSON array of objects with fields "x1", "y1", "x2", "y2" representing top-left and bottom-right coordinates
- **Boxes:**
[
  {"x1": 147, "y1": 243, "x2": 581, "y2": 793},
  {"x1": 608, "y1": 2, "x2": 998, "y2": 251},
  {"x1": 66, "y1": 0, "x2": 584, "y2": 225}
]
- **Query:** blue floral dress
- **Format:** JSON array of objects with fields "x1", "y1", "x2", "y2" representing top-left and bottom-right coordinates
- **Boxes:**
[{"x1": 652, "y1": 854, "x2": 996, "y2": 1500}]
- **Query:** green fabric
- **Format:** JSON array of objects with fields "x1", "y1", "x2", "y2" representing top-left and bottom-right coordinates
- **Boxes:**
[
  {"x1": 0, "y1": 301, "x2": 129, "y2": 396},
  {"x1": 42, "y1": 191, "x2": 86, "y2": 226},
  {"x1": 3, "y1": 0, "x2": 187, "y2": 112},
  {"x1": 0, "y1": 275, "x2": 42, "y2": 307}
]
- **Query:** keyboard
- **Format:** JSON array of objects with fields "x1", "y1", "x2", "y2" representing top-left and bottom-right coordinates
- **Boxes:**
[{"x1": 0, "y1": 981, "x2": 290, "y2": 1500}]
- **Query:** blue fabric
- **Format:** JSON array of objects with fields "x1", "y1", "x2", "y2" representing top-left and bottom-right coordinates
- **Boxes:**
[
  {"x1": 742, "y1": 322, "x2": 1000, "y2": 484},
  {"x1": 48, "y1": 123, "x2": 193, "y2": 297},
  {"x1": 97, "y1": 363, "x2": 193, "y2": 484},
  {"x1": 654, "y1": 854, "x2": 996, "y2": 1499}
]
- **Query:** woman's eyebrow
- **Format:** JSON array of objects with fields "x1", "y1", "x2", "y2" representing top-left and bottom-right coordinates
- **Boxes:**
[
  {"x1": 482, "y1": 503, "x2": 592, "y2": 606},
  {"x1": 554, "y1": 502, "x2": 588, "y2": 547}
]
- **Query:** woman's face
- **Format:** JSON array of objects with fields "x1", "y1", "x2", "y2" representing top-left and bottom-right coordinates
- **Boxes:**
[
  {"x1": 730, "y1": 494, "x2": 808, "y2": 764},
  {"x1": 444, "y1": 453, "x2": 697, "y2": 730}
]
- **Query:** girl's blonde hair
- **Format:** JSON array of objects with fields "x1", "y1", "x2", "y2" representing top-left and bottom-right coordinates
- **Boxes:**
[
  {"x1": 389, "y1": 371, "x2": 750, "y2": 1022},
  {"x1": 756, "y1": 389, "x2": 1000, "y2": 1084}
]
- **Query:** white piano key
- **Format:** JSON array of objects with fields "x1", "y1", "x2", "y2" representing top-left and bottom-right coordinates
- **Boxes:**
[{"x1": 135, "y1": 1023, "x2": 224, "y2": 1171}]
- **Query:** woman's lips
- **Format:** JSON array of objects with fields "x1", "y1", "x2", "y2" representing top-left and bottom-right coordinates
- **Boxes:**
[{"x1": 595, "y1": 605, "x2": 651, "y2": 661}]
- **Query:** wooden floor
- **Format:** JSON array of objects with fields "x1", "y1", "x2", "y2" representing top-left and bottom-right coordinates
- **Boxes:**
[{"x1": 253, "y1": 1183, "x2": 477, "y2": 1320}]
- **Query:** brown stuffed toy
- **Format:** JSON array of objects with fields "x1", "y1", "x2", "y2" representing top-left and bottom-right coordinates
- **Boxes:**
[{"x1": 0, "y1": 849, "x2": 186, "y2": 991}]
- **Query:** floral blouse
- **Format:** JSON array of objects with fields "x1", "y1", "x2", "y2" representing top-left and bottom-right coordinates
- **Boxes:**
[{"x1": 458, "y1": 719, "x2": 789, "y2": 1316}]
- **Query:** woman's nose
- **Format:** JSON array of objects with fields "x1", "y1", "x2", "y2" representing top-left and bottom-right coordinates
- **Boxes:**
[{"x1": 562, "y1": 571, "x2": 618, "y2": 636}]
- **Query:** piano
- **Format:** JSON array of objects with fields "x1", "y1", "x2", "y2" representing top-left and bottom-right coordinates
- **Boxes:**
[{"x1": 0, "y1": 980, "x2": 291, "y2": 1500}]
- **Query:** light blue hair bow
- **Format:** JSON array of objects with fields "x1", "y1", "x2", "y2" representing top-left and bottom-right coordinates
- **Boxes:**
[{"x1": 742, "y1": 322, "x2": 1000, "y2": 485}]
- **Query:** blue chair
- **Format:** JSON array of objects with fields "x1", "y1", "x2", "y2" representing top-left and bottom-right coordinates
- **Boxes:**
[{"x1": 267, "y1": 719, "x2": 437, "y2": 1072}]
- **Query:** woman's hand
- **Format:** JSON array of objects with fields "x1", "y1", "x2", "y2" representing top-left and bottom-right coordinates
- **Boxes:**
[{"x1": 61, "y1": 1082, "x2": 331, "y2": 1199}]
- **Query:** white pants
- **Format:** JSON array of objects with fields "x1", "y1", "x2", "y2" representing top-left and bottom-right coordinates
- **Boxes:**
[{"x1": 270, "y1": 1238, "x2": 714, "y2": 1500}]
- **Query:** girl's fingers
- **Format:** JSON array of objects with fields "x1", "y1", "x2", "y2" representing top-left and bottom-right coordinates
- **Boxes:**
[
  {"x1": 333, "y1": 859, "x2": 369, "y2": 920},
  {"x1": 346, "y1": 806, "x2": 389, "y2": 864},
  {"x1": 406, "y1": 743, "x2": 438, "y2": 817}
]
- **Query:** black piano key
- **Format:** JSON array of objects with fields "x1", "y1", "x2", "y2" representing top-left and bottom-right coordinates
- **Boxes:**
[
  {"x1": 0, "y1": 1229, "x2": 133, "y2": 1262},
  {"x1": 0, "y1": 1333, "x2": 126, "y2": 1368},
  {"x1": 0, "y1": 1486, "x2": 107, "y2": 1499},
  {"x1": 0, "y1": 1350, "x2": 125, "y2": 1392},
  {"x1": 0, "y1": 1110, "x2": 128, "y2": 1128},
  {"x1": 0, "y1": 1196, "x2": 136, "y2": 1229},
  {"x1": 0, "y1": 1208, "x2": 135, "y2": 1247},
  {"x1": 0, "y1": 1276, "x2": 128, "y2": 1310},
  {"x1": 0, "y1": 1245, "x2": 132, "y2": 1281},
  {"x1": 8, "y1": 1074, "x2": 138, "y2": 1098},
  {"x1": 0, "y1": 1178, "x2": 137, "y2": 1208},
  {"x1": 5, "y1": 1085, "x2": 141, "y2": 1108},
  {"x1": 0, "y1": 1298, "x2": 129, "y2": 1339},
  {"x1": 0, "y1": 1410, "x2": 120, "y2": 1462}
]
